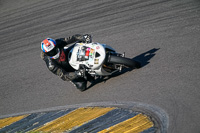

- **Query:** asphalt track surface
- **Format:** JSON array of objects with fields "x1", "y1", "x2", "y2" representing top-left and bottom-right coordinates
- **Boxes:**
[{"x1": 0, "y1": 0, "x2": 200, "y2": 132}]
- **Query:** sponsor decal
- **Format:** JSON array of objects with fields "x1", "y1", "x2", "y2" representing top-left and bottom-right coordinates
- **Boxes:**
[
  {"x1": 43, "y1": 39, "x2": 51, "y2": 47},
  {"x1": 94, "y1": 59, "x2": 99, "y2": 64},
  {"x1": 89, "y1": 48, "x2": 95, "y2": 58},
  {"x1": 96, "y1": 46, "x2": 100, "y2": 49},
  {"x1": 59, "y1": 50, "x2": 66, "y2": 62}
]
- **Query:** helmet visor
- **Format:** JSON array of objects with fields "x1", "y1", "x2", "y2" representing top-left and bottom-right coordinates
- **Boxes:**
[{"x1": 46, "y1": 47, "x2": 59, "y2": 57}]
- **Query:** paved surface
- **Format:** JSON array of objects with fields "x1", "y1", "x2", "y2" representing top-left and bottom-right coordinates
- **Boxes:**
[{"x1": 0, "y1": 0, "x2": 200, "y2": 132}]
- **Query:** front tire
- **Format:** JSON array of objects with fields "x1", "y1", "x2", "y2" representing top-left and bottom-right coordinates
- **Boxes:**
[{"x1": 108, "y1": 55, "x2": 141, "y2": 69}]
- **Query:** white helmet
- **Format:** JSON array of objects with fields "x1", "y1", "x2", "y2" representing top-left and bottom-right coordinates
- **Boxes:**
[{"x1": 41, "y1": 38, "x2": 60, "y2": 59}]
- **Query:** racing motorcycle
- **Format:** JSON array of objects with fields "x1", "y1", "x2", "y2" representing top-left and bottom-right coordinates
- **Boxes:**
[{"x1": 68, "y1": 42, "x2": 140, "y2": 79}]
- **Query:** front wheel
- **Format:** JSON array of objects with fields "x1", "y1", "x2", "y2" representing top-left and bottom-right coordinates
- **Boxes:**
[{"x1": 107, "y1": 55, "x2": 141, "y2": 69}]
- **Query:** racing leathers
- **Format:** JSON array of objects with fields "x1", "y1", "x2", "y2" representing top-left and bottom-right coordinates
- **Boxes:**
[{"x1": 40, "y1": 34, "x2": 93, "y2": 91}]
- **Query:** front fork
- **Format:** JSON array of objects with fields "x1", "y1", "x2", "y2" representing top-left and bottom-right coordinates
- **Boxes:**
[
  {"x1": 119, "y1": 52, "x2": 125, "y2": 71},
  {"x1": 105, "y1": 52, "x2": 125, "y2": 72}
]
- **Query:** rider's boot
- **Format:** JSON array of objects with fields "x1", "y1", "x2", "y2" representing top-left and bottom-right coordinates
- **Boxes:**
[
  {"x1": 87, "y1": 74, "x2": 95, "y2": 83},
  {"x1": 71, "y1": 78, "x2": 87, "y2": 91}
]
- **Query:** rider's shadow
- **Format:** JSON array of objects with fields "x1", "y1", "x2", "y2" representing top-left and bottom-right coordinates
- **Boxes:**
[
  {"x1": 87, "y1": 48, "x2": 160, "y2": 89},
  {"x1": 132, "y1": 48, "x2": 160, "y2": 67}
]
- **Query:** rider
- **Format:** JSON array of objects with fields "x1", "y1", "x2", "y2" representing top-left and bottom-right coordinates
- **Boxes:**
[{"x1": 40, "y1": 34, "x2": 93, "y2": 91}]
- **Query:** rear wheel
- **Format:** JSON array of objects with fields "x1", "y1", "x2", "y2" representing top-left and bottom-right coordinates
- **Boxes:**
[{"x1": 108, "y1": 55, "x2": 141, "y2": 69}]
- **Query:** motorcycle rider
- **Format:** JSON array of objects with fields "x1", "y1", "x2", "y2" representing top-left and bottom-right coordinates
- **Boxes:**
[{"x1": 40, "y1": 34, "x2": 93, "y2": 91}]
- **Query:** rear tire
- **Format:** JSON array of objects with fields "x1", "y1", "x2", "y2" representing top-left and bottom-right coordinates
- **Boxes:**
[{"x1": 108, "y1": 55, "x2": 141, "y2": 69}]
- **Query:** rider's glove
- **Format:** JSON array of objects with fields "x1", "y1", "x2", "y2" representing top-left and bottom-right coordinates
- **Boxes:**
[
  {"x1": 83, "y1": 34, "x2": 92, "y2": 43},
  {"x1": 65, "y1": 34, "x2": 92, "y2": 43},
  {"x1": 73, "y1": 34, "x2": 86, "y2": 43}
]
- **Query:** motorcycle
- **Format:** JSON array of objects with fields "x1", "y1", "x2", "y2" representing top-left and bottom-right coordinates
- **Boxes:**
[{"x1": 68, "y1": 42, "x2": 140, "y2": 80}]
